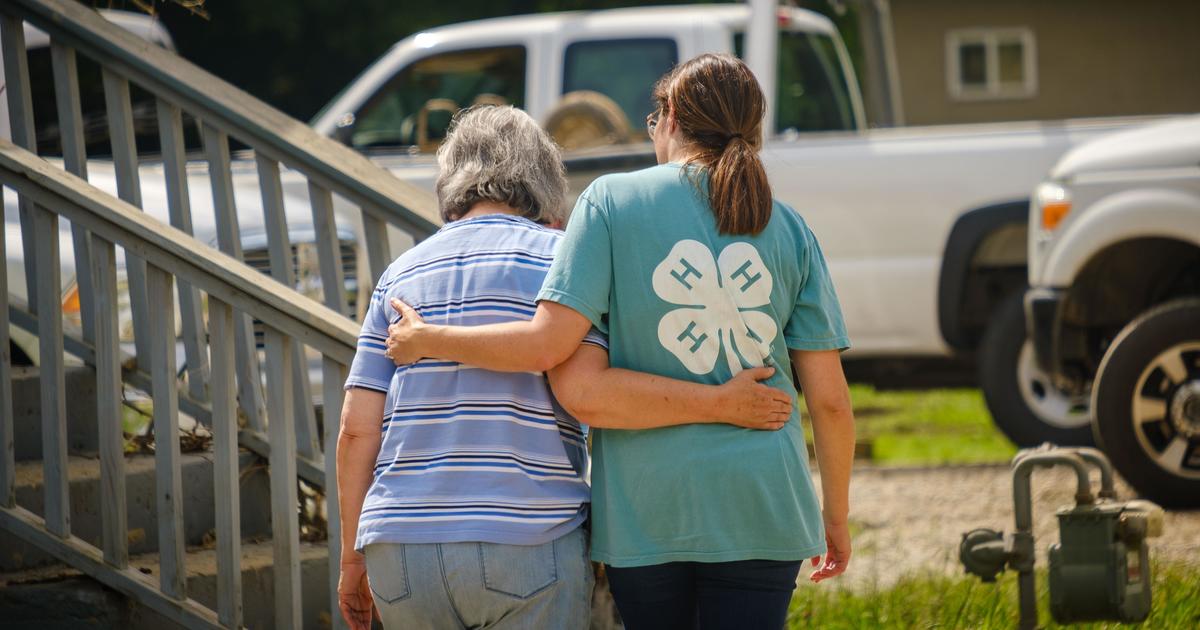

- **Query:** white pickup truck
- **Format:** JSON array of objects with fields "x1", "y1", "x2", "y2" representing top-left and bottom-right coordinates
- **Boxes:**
[
  {"x1": 307, "y1": 4, "x2": 1157, "y2": 443},
  {"x1": 1024, "y1": 115, "x2": 1200, "y2": 506},
  {"x1": 2, "y1": 4, "x2": 1160, "y2": 442}
]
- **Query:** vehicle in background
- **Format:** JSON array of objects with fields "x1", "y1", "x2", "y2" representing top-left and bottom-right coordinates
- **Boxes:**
[
  {"x1": 309, "y1": 4, "x2": 1165, "y2": 444},
  {"x1": 3, "y1": 11, "x2": 366, "y2": 371},
  {"x1": 0, "y1": 9, "x2": 175, "y2": 151},
  {"x1": 1025, "y1": 115, "x2": 1200, "y2": 507}
]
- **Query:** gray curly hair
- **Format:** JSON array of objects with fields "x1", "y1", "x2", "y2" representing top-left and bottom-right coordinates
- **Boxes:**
[{"x1": 435, "y1": 106, "x2": 568, "y2": 225}]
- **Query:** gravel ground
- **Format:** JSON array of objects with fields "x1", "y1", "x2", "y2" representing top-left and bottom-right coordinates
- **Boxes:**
[{"x1": 797, "y1": 464, "x2": 1200, "y2": 593}]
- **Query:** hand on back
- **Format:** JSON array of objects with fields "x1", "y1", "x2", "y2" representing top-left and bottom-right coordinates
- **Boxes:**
[
  {"x1": 385, "y1": 298, "x2": 425, "y2": 366},
  {"x1": 718, "y1": 366, "x2": 793, "y2": 430}
]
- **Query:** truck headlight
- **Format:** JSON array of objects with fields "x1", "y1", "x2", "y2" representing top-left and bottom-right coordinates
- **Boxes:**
[
  {"x1": 62, "y1": 282, "x2": 83, "y2": 332},
  {"x1": 1035, "y1": 182, "x2": 1072, "y2": 231}
]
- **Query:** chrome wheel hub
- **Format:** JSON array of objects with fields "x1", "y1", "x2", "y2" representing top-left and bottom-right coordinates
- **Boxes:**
[
  {"x1": 1132, "y1": 342, "x2": 1200, "y2": 479},
  {"x1": 1170, "y1": 380, "x2": 1200, "y2": 439}
]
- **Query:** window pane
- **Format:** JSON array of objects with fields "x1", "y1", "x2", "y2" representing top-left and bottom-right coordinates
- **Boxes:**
[
  {"x1": 351, "y1": 46, "x2": 526, "y2": 150},
  {"x1": 958, "y1": 42, "x2": 987, "y2": 87},
  {"x1": 775, "y1": 32, "x2": 856, "y2": 132},
  {"x1": 998, "y1": 41, "x2": 1025, "y2": 84},
  {"x1": 562, "y1": 38, "x2": 678, "y2": 132}
]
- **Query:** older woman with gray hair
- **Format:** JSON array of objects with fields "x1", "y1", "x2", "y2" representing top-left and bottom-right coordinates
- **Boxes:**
[{"x1": 335, "y1": 105, "x2": 791, "y2": 630}]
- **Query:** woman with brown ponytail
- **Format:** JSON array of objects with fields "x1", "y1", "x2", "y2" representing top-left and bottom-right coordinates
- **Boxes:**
[{"x1": 384, "y1": 53, "x2": 856, "y2": 629}]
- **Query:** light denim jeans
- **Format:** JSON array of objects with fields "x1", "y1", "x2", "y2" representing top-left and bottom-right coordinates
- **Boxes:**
[{"x1": 364, "y1": 526, "x2": 593, "y2": 629}]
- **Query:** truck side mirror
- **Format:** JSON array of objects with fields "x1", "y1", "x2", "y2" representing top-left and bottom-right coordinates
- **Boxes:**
[{"x1": 333, "y1": 112, "x2": 356, "y2": 146}]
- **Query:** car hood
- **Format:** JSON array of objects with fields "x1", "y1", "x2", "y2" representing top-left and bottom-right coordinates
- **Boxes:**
[{"x1": 1051, "y1": 115, "x2": 1200, "y2": 180}]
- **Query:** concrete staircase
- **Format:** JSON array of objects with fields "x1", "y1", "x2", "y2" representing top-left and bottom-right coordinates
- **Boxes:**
[{"x1": 0, "y1": 366, "x2": 334, "y2": 629}]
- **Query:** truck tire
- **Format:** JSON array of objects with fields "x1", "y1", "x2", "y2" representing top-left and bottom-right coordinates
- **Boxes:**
[
  {"x1": 979, "y1": 293, "x2": 1092, "y2": 447},
  {"x1": 1092, "y1": 298, "x2": 1200, "y2": 508}
]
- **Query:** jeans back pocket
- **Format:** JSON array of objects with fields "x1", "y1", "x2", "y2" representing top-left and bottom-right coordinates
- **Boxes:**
[
  {"x1": 364, "y1": 544, "x2": 412, "y2": 603},
  {"x1": 478, "y1": 540, "x2": 558, "y2": 599}
]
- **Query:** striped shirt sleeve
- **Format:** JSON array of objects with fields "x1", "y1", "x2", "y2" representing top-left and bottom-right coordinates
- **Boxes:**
[
  {"x1": 581, "y1": 327, "x2": 609, "y2": 350},
  {"x1": 344, "y1": 285, "x2": 397, "y2": 393}
]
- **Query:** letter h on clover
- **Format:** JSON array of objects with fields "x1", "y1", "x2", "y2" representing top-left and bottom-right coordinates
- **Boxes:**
[{"x1": 652, "y1": 240, "x2": 778, "y2": 375}]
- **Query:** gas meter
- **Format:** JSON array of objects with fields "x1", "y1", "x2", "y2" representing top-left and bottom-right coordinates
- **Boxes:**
[{"x1": 959, "y1": 445, "x2": 1164, "y2": 629}]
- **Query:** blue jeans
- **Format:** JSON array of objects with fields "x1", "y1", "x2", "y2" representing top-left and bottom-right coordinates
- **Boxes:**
[
  {"x1": 364, "y1": 527, "x2": 593, "y2": 630},
  {"x1": 605, "y1": 559, "x2": 802, "y2": 630}
]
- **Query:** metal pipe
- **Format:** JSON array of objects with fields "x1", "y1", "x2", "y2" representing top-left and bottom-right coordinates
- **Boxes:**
[
  {"x1": 1069, "y1": 447, "x2": 1117, "y2": 499},
  {"x1": 1010, "y1": 450, "x2": 1094, "y2": 630},
  {"x1": 1017, "y1": 571, "x2": 1037, "y2": 630},
  {"x1": 1012, "y1": 451, "x2": 1095, "y2": 531}
]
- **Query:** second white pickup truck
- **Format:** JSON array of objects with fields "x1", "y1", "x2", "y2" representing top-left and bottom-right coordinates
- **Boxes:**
[{"x1": 310, "y1": 4, "x2": 1160, "y2": 444}]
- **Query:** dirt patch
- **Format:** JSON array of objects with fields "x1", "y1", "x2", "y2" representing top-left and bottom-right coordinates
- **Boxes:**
[{"x1": 799, "y1": 464, "x2": 1200, "y2": 593}]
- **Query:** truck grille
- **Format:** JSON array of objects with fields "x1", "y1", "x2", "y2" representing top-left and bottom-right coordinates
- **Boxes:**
[{"x1": 243, "y1": 240, "x2": 359, "y2": 348}]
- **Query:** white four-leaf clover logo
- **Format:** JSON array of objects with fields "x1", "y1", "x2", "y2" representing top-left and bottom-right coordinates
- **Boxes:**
[{"x1": 652, "y1": 240, "x2": 777, "y2": 375}]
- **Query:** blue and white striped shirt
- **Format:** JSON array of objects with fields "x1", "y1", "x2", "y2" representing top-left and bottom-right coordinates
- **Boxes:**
[{"x1": 345, "y1": 214, "x2": 603, "y2": 548}]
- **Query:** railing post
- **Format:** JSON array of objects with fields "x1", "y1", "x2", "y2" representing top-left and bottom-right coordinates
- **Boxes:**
[
  {"x1": 202, "y1": 123, "x2": 267, "y2": 432},
  {"x1": 1, "y1": 14, "x2": 41, "y2": 310},
  {"x1": 50, "y1": 42, "x2": 97, "y2": 344},
  {"x1": 146, "y1": 264, "x2": 186, "y2": 600},
  {"x1": 311, "y1": 181, "x2": 350, "y2": 630},
  {"x1": 208, "y1": 297, "x2": 243, "y2": 628},
  {"x1": 91, "y1": 235, "x2": 129, "y2": 568},
  {"x1": 361, "y1": 208, "x2": 392, "y2": 287},
  {"x1": 308, "y1": 182, "x2": 349, "y2": 316},
  {"x1": 265, "y1": 326, "x2": 302, "y2": 628},
  {"x1": 157, "y1": 98, "x2": 210, "y2": 403},
  {"x1": 0, "y1": 186, "x2": 13, "y2": 509},
  {"x1": 101, "y1": 68, "x2": 152, "y2": 366},
  {"x1": 32, "y1": 202, "x2": 69, "y2": 538},
  {"x1": 323, "y1": 358, "x2": 348, "y2": 630},
  {"x1": 257, "y1": 154, "x2": 320, "y2": 460}
]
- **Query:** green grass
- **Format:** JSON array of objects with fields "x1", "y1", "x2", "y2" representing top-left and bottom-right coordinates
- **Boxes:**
[
  {"x1": 788, "y1": 563, "x2": 1200, "y2": 629},
  {"x1": 804, "y1": 385, "x2": 1018, "y2": 466}
]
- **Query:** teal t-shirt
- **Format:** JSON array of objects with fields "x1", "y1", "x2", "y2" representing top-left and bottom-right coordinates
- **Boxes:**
[{"x1": 537, "y1": 163, "x2": 850, "y2": 567}]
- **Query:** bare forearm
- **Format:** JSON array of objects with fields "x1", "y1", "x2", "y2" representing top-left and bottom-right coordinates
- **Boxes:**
[
  {"x1": 809, "y1": 402, "x2": 855, "y2": 523},
  {"x1": 395, "y1": 301, "x2": 593, "y2": 373},
  {"x1": 791, "y1": 349, "x2": 855, "y2": 524},
  {"x1": 554, "y1": 366, "x2": 724, "y2": 429},
  {"x1": 336, "y1": 430, "x2": 381, "y2": 562},
  {"x1": 421, "y1": 321, "x2": 563, "y2": 373},
  {"x1": 549, "y1": 345, "x2": 791, "y2": 431}
]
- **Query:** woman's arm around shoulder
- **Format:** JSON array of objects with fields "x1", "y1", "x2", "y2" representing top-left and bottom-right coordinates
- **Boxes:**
[{"x1": 385, "y1": 299, "x2": 593, "y2": 373}]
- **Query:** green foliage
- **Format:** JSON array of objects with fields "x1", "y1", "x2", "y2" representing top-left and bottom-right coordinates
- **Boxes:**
[
  {"x1": 803, "y1": 385, "x2": 1018, "y2": 466},
  {"x1": 789, "y1": 563, "x2": 1200, "y2": 629},
  {"x1": 853, "y1": 385, "x2": 1017, "y2": 466}
]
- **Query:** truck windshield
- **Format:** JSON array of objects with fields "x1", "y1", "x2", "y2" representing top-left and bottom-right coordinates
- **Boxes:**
[
  {"x1": 562, "y1": 38, "x2": 678, "y2": 133},
  {"x1": 348, "y1": 46, "x2": 526, "y2": 152},
  {"x1": 735, "y1": 30, "x2": 856, "y2": 133}
]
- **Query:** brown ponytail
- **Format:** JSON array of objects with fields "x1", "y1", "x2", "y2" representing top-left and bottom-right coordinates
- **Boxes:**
[{"x1": 653, "y1": 54, "x2": 772, "y2": 235}]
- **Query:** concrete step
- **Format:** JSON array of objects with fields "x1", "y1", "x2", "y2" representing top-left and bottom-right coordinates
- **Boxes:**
[
  {"x1": 0, "y1": 540, "x2": 333, "y2": 630},
  {"x1": 0, "y1": 452, "x2": 272, "y2": 572},
  {"x1": 9, "y1": 365, "x2": 100, "y2": 461}
]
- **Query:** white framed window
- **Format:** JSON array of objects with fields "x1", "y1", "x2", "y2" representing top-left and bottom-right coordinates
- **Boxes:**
[{"x1": 946, "y1": 28, "x2": 1037, "y2": 101}]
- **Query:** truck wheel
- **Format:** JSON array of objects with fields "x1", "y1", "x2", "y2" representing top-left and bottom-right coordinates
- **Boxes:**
[
  {"x1": 1092, "y1": 298, "x2": 1200, "y2": 508},
  {"x1": 979, "y1": 293, "x2": 1092, "y2": 447}
]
